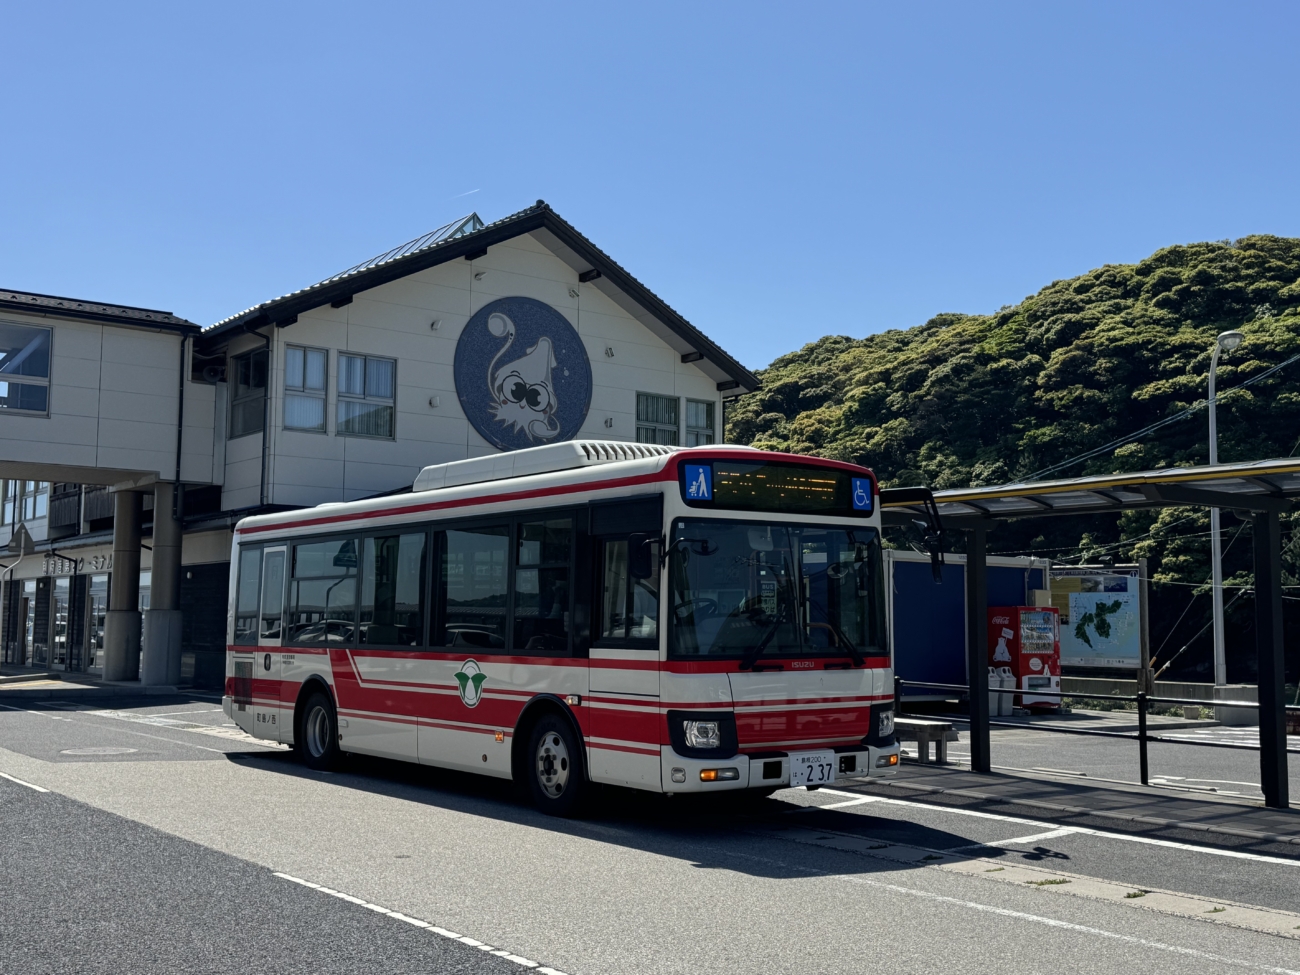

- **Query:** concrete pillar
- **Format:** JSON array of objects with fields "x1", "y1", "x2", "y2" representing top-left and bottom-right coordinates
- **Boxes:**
[
  {"x1": 102, "y1": 490, "x2": 142, "y2": 682},
  {"x1": 141, "y1": 482, "x2": 183, "y2": 687}
]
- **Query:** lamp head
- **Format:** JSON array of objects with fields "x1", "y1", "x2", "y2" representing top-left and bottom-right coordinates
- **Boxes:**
[{"x1": 1217, "y1": 330, "x2": 1244, "y2": 352}]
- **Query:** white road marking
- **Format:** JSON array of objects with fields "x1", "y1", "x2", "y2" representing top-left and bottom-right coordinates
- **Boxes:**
[
  {"x1": 0, "y1": 771, "x2": 48, "y2": 792},
  {"x1": 725, "y1": 850, "x2": 1300, "y2": 974},
  {"x1": 811, "y1": 788, "x2": 1300, "y2": 866},
  {"x1": 274, "y1": 872, "x2": 568, "y2": 973},
  {"x1": 948, "y1": 827, "x2": 1076, "y2": 850},
  {"x1": 134, "y1": 708, "x2": 225, "y2": 718}
]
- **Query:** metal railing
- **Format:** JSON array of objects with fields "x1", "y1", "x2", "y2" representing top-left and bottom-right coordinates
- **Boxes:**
[{"x1": 894, "y1": 678, "x2": 1299, "y2": 787}]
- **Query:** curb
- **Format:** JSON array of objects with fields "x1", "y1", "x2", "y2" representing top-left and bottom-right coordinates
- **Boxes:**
[
  {"x1": 869, "y1": 779, "x2": 1300, "y2": 848},
  {"x1": 0, "y1": 684, "x2": 220, "y2": 702}
]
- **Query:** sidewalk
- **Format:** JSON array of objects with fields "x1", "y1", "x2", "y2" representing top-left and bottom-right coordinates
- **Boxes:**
[
  {"x1": 0, "y1": 673, "x2": 219, "y2": 703},
  {"x1": 852, "y1": 761, "x2": 1300, "y2": 848}
]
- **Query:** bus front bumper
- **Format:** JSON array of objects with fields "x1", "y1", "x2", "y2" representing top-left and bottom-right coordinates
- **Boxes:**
[{"x1": 661, "y1": 741, "x2": 901, "y2": 793}]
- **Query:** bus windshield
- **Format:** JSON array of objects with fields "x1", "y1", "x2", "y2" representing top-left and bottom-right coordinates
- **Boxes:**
[{"x1": 668, "y1": 519, "x2": 886, "y2": 661}]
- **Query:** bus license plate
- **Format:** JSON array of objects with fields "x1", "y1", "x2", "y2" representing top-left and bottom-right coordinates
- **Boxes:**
[{"x1": 790, "y1": 750, "x2": 836, "y2": 787}]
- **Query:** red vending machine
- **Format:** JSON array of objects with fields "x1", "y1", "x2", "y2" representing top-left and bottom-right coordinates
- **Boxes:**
[{"x1": 988, "y1": 607, "x2": 1061, "y2": 710}]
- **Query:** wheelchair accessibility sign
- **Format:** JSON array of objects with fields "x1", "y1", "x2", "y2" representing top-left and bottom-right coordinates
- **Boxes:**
[{"x1": 851, "y1": 477, "x2": 873, "y2": 512}]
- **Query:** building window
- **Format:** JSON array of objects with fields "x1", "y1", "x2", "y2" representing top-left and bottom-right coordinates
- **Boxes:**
[
  {"x1": 338, "y1": 353, "x2": 395, "y2": 438},
  {"x1": 636, "y1": 393, "x2": 679, "y2": 446},
  {"x1": 0, "y1": 321, "x2": 52, "y2": 414},
  {"x1": 284, "y1": 345, "x2": 327, "y2": 432},
  {"x1": 230, "y1": 349, "x2": 268, "y2": 439},
  {"x1": 20, "y1": 481, "x2": 48, "y2": 522},
  {"x1": 686, "y1": 399, "x2": 715, "y2": 446},
  {"x1": 2, "y1": 480, "x2": 16, "y2": 526}
]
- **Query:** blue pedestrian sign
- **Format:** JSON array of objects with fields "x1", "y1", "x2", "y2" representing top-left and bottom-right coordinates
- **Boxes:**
[
  {"x1": 685, "y1": 464, "x2": 713, "y2": 501},
  {"x1": 851, "y1": 477, "x2": 873, "y2": 512}
]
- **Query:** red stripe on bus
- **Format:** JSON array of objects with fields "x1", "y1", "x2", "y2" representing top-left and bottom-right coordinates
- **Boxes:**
[
  {"x1": 236, "y1": 470, "x2": 674, "y2": 535},
  {"x1": 588, "y1": 741, "x2": 661, "y2": 757}
]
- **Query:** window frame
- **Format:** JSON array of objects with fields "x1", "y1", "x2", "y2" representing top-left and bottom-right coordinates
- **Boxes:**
[
  {"x1": 336, "y1": 352, "x2": 397, "y2": 440},
  {"x1": 0, "y1": 320, "x2": 52, "y2": 417},
  {"x1": 685, "y1": 398, "x2": 716, "y2": 447},
  {"x1": 283, "y1": 344, "x2": 329, "y2": 434},
  {"x1": 636, "y1": 392, "x2": 680, "y2": 446},
  {"x1": 229, "y1": 348, "x2": 269, "y2": 440}
]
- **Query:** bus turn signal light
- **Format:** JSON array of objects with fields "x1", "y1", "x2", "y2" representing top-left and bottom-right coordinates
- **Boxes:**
[
  {"x1": 877, "y1": 754, "x2": 899, "y2": 768},
  {"x1": 700, "y1": 768, "x2": 739, "y2": 782}
]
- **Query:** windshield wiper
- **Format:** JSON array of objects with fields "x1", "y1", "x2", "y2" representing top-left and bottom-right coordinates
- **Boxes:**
[
  {"x1": 820, "y1": 618, "x2": 865, "y2": 667},
  {"x1": 739, "y1": 602, "x2": 789, "y2": 671}
]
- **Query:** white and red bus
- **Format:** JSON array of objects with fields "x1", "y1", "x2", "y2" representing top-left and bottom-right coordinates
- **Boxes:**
[{"x1": 223, "y1": 441, "x2": 899, "y2": 814}]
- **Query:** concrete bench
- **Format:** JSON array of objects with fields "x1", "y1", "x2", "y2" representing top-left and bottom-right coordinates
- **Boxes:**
[{"x1": 895, "y1": 717, "x2": 958, "y2": 764}]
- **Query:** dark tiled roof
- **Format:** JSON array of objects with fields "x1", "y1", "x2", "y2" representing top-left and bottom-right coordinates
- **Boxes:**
[
  {"x1": 203, "y1": 200, "x2": 758, "y2": 392},
  {"x1": 0, "y1": 289, "x2": 198, "y2": 332}
]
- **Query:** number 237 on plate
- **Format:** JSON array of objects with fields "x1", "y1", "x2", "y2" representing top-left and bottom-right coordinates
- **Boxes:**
[{"x1": 789, "y1": 750, "x2": 835, "y2": 787}]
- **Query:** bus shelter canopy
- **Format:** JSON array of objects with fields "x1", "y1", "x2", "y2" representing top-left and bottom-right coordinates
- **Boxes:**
[
  {"x1": 881, "y1": 457, "x2": 1300, "y2": 528},
  {"x1": 878, "y1": 456, "x2": 1296, "y2": 810}
]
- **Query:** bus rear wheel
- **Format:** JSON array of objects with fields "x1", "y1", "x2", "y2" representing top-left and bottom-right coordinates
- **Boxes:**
[
  {"x1": 526, "y1": 714, "x2": 587, "y2": 817},
  {"x1": 297, "y1": 690, "x2": 340, "y2": 771}
]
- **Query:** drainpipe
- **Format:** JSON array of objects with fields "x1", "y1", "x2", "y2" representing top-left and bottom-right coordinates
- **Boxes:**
[
  {"x1": 257, "y1": 328, "x2": 272, "y2": 508},
  {"x1": 174, "y1": 334, "x2": 187, "y2": 521}
]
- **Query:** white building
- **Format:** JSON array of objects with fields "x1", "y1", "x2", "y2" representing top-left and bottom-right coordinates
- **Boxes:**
[{"x1": 0, "y1": 201, "x2": 757, "y2": 688}]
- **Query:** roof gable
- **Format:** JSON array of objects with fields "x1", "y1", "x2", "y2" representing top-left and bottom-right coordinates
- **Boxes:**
[{"x1": 201, "y1": 201, "x2": 757, "y2": 393}]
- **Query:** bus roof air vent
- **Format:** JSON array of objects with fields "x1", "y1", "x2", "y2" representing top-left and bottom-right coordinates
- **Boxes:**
[{"x1": 413, "y1": 440, "x2": 678, "y2": 492}]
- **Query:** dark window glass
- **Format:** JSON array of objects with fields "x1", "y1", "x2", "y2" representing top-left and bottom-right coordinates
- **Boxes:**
[
  {"x1": 599, "y1": 539, "x2": 658, "y2": 644},
  {"x1": 289, "y1": 539, "x2": 358, "y2": 643},
  {"x1": 234, "y1": 547, "x2": 261, "y2": 645},
  {"x1": 360, "y1": 533, "x2": 427, "y2": 646},
  {"x1": 230, "y1": 349, "x2": 268, "y2": 439},
  {"x1": 436, "y1": 526, "x2": 508, "y2": 651},
  {"x1": 260, "y1": 549, "x2": 285, "y2": 642},
  {"x1": 514, "y1": 517, "x2": 571, "y2": 653}
]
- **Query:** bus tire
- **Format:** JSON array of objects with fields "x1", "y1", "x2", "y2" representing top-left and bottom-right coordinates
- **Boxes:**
[
  {"x1": 297, "y1": 690, "x2": 340, "y2": 771},
  {"x1": 525, "y1": 713, "x2": 587, "y2": 817}
]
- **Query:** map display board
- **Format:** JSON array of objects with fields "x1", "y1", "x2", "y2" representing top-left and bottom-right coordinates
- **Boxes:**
[{"x1": 1050, "y1": 567, "x2": 1142, "y2": 668}]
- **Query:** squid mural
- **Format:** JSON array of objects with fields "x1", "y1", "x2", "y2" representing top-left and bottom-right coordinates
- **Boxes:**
[
  {"x1": 453, "y1": 296, "x2": 592, "y2": 451},
  {"x1": 485, "y1": 312, "x2": 561, "y2": 443}
]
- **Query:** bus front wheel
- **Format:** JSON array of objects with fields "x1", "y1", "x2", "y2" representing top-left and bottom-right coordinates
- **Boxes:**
[
  {"x1": 297, "y1": 690, "x2": 340, "y2": 771},
  {"x1": 526, "y1": 714, "x2": 587, "y2": 817}
]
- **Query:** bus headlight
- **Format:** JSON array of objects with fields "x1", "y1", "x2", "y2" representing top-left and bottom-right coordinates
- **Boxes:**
[{"x1": 684, "y1": 720, "x2": 721, "y2": 750}]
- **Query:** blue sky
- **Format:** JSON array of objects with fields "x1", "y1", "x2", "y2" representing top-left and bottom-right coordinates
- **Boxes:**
[{"x1": 3, "y1": 2, "x2": 1298, "y2": 369}]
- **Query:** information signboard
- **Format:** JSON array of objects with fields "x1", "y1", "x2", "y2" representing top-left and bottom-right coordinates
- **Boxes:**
[{"x1": 1050, "y1": 566, "x2": 1142, "y2": 669}]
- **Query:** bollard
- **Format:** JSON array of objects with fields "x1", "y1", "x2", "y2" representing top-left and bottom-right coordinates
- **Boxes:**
[{"x1": 1137, "y1": 692, "x2": 1149, "y2": 786}]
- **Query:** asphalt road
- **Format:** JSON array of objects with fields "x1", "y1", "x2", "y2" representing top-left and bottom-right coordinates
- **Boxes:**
[{"x1": 2, "y1": 696, "x2": 1300, "y2": 975}]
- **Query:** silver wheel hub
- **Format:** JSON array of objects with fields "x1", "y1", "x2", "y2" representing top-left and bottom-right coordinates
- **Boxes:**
[
  {"x1": 535, "y1": 731, "x2": 570, "y2": 798},
  {"x1": 305, "y1": 705, "x2": 331, "y2": 758}
]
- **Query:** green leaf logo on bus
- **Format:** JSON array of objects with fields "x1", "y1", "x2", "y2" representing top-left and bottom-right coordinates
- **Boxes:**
[{"x1": 454, "y1": 659, "x2": 488, "y2": 708}]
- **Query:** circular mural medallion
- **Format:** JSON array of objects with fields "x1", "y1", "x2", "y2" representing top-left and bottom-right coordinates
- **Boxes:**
[{"x1": 453, "y1": 296, "x2": 592, "y2": 451}]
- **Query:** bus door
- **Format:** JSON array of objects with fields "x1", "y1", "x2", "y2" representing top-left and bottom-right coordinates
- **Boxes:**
[
  {"x1": 587, "y1": 498, "x2": 662, "y2": 788},
  {"x1": 252, "y1": 545, "x2": 287, "y2": 742}
]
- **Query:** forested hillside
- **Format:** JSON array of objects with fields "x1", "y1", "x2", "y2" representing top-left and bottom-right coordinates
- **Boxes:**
[{"x1": 725, "y1": 236, "x2": 1300, "y2": 681}]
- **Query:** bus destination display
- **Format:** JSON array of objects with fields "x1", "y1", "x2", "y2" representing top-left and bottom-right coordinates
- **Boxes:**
[{"x1": 682, "y1": 460, "x2": 873, "y2": 516}]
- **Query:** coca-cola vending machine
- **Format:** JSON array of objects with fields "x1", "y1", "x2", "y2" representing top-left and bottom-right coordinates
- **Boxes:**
[{"x1": 988, "y1": 607, "x2": 1061, "y2": 710}]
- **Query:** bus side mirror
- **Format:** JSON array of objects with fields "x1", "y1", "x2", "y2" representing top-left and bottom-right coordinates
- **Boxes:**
[{"x1": 628, "y1": 533, "x2": 655, "y2": 579}]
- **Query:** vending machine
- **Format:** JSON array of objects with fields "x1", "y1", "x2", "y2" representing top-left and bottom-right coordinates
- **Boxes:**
[{"x1": 987, "y1": 607, "x2": 1061, "y2": 710}]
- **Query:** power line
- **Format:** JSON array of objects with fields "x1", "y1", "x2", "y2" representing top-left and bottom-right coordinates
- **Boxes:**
[{"x1": 1024, "y1": 348, "x2": 1300, "y2": 482}]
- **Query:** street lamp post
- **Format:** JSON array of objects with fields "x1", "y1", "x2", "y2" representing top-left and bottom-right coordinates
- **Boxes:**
[{"x1": 1209, "y1": 329, "x2": 1244, "y2": 687}]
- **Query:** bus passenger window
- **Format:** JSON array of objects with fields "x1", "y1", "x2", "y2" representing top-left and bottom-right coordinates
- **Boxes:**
[
  {"x1": 515, "y1": 517, "x2": 571, "y2": 653},
  {"x1": 289, "y1": 538, "x2": 358, "y2": 643},
  {"x1": 599, "y1": 539, "x2": 658, "y2": 644},
  {"x1": 234, "y1": 547, "x2": 261, "y2": 645},
  {"x1": 436, "y1": 526, "x2": 509, "y2": 651},
  {"x1": 260, "y1": 549, "x2": 286, "y2": 642},
  {"x1": 360, "y1": 533, "x2": 427, "y2": 646}
]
